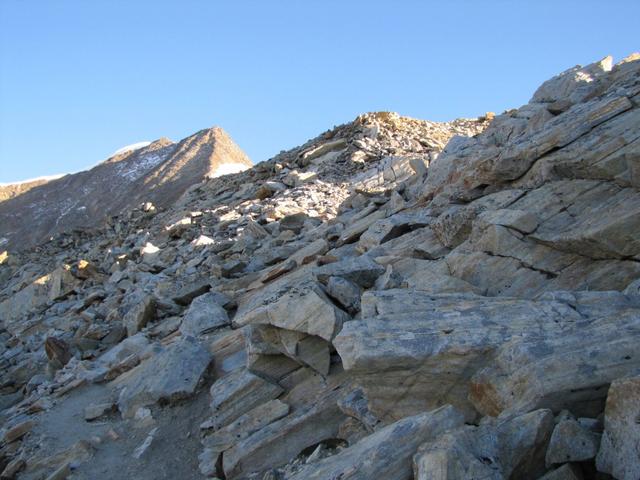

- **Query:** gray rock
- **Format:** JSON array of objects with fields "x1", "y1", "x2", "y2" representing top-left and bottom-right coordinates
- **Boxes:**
[
  {"x1": 171, "y1": 281, "x2": 211, "y2": 305},
  {"x1": 545, "y1": 419, "x2": 600, "y2": 466},
  {"x1": 325, "y1": 276, "x2": 361, "y2": 314},
  {"x1": 202, "y1": 399, "x2": 290, "y2": 451},
  {"x1": 222, "y1": 386, "x2": 346, "y2": 479},
  {"x1": 179, "y1": 292, "x2": 230, "y2": 337},
  {"x1": 491, "y1": 94, "x2": 633, "y2": 184},
  {"x1": 531, "y1": 56, "x2": 612, "y2": 104},
  {"x1": 115, "y1": 337, "x2": 211, "y2": 417},
  {"x1": 357, "y1": 211, "x2": 431, "y2": 252},
  {"x1": 94, "y1": 333, "x2": 150, "y2": 372},
  {"x1": 337, "y1": 208, "x2": 386, "y2": 245},
  {"x1": 335, "y1": 290, "x2": 582, "y2": 421},
  {"x1": 537, "y1": 464, "x2": 583, "y2": 480},
  {"x1": 432, "y1": 189, "x2": 525, "y2": 248},
  {"x1": 337, "y1": 388, "x2": 379, "y2": 431},
  {"x1": 279, "y1": 212, "x2": 309, "y2": 233},
  {"x1": 233, "y1": 280, "x2": 350, "y2": 341},
  {"x1": 288, "y1": 405, "x2": 465, "y2": 480},
  {"x1": 414, "y1": 409, "x2": 554, "y2": 480},
  {"x1": 255, "y1": 181, "x2": 287, "y2": 200},
  {"x1": 469, "y1": 298, "x2": 640, "y2": 417},
  {"x1": 596, "y1": 375, "x2": 640, "y2": 480},
  {"x1": 288, "y1": 238, "x2": 328, "y2": 266},
  {"x1": 526, "y1": 182, "x2": 640, "y2": 260},
  {"x1": 209, "y1": 369, "x2": 283, "y2": 429},
  {"x1": 121, "y1": 290, "x2": 156, "y2": 336},
  {"x1": 247, "y1": 353, "x2": 300, "y2": 382},
  {"x1": 245, "y1": 324, "x2": 331, "y2": 375},
  {"x1": 0, "y1": 266, "x2": 78, "y2": 325},
  {"x1": 476, "y1": 208, "x2": 539, "y2": 233},
  {"x1": 624, "y1": 277, "x2": 640, "y2": 297},
  {"x1": 397, "y1": 258, "x2": 483, "y2": 295},
  {"x1": 83, "y1": 402, "x2": 115, "y2": 421},
  {"x1": 313, "y1": 255, "x2": 385, "y2": 288}
]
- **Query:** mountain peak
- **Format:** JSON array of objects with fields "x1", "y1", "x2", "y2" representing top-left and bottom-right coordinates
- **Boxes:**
[{"x1": 0, "y1": 125, "x2": 251, "y2": 249}]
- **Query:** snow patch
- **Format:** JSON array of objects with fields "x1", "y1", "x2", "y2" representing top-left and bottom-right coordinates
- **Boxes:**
[
  {"x1": 112, "y1": 141, "x2": 151, "y2": 156},
  {"x1": 117, "y1": 152, "x2": 167, "y2": 181},
  {"x1": 209, "y1": 162, "x2": 250, "y2": 178}
]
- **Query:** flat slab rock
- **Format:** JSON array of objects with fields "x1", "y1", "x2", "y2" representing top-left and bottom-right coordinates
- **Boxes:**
[
  {"x1": 313, "y1": 254, "x2": 385, "y2": 288},
  {"x1": 114, "y1": 337, "x2": 212, "y2": 417},
  {"x1": 334, "y1": 290, "x2": 582, "y2": 421},
  {"x1": 233, "y1": 279, "x2": 350, "y2": 341},
  {"x1": 209, "y1": 369, "x2": 283, "y2": 430},
  {"x1": 287, "y1": 405, "x2": 465, "y2": 480},
  {"x1": 469, "y1": 295, "x2": 640, "y2": 417},
  {"x1": 336, "y1": 289, "x2": 640, "y2": 421},
  {"x1": 223, "y1": 384, "x2": 346, "y2": 479}
]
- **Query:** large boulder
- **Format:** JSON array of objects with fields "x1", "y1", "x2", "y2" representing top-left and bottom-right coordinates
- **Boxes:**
[
  {"x1": 334, "y1": 290, "x2": 582, "y2": 421},
  {"x1": 114, "y1": 337, "x2": 212, "y2": 417},
  {"x1": 469, "y1": 292, "x2": 640, "y2": 417},
  {"x1": 336, "y1": 290, "x2": 640, "y2": 422},
  {"x1": 596, "y1": 375, "x2": 640, "y2": 479},
  {"x1": 288, "y1": 405, "x2": 465, "y2": 480},
  {"x1": 233, "y1": 279, "x2": 350, "y2": 341},
  {"x1": 413, "y1": 409, "x2": 554, "y2": 480}
]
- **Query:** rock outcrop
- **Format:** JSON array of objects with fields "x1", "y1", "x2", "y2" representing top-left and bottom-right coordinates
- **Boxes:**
[{"x1": 1, "y1": 53, "x2": 639, "y2": 479}]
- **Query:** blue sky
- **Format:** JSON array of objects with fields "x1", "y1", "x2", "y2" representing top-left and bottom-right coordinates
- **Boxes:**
[{"x1": 1, "y1": 1, "x2": 638, "y2": 183}]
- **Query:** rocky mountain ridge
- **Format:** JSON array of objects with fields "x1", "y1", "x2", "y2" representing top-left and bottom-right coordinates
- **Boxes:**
[
  {"x1": 0, "y1": 53, "x2": 639, "y2": 480},
  {"x1": 0, "y1": 126, "x2": 252, "y2": 250}
]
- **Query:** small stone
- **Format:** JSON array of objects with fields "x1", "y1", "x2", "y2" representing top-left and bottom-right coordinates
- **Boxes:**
[
  {"x1": 132, "y1": 427, "x2": 158, "y2": 459},
  {"x1": 121, "y1": 290, "x2": 156, "y2": 337},
  {"x1": 325, "y1": 276, "x2": 361, "y2": 315},
  {"x1": 192, "y1": 234, "x2": 215, "y2": 247},
  {"x1": 44, "y1": 463, "x2": 71, "y2": 480},
  {"x1": 279, "y1": 212, "x2": 309, "y2": 233},
  {"x1": 84, "y1": 402, "x2": 115, "y2": 421},
  {"x1": 3, "y1": 419, "x2": 34, "y2": 443},
  {"x1": 1, "y1": 456, "x2": 26, "y2": 478},
  {"x1": 313, "y1": 255, "x2": 385, "y2": 288},
  {"x1": 44, "y1": 337, "x2": 72, "y2": 369}
]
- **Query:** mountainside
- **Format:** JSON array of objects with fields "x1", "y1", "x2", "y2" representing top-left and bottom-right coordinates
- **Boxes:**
[
  {"x1": 0, "y1": 53, "x2": 639, "y2": 480},
  {"x1": 0, "y1": 127, "x2": 252, "y2": 250},
  {"x1": 0, "y1": 176, "x2": 65, "y2": 203}
]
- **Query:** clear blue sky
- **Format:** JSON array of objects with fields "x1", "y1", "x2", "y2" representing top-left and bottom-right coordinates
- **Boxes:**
[{"x1": 1, "y1": 1, "x2": 638, "y2": 183}]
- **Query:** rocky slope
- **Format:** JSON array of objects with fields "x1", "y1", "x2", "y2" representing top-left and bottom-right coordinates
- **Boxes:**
[
  {"x1": 0, "y1": 53, "x2": 639, "y2": 480},
  {"x1": 0, "y1": 127, "x2": 252, "y2": 250}
]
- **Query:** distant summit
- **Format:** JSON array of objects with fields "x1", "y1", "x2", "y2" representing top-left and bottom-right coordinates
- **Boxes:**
[
  {"x1": 111, "y1": 141, "x2": 152, "y2": 156},
  {"x1": 0, "y1": 126, "x2": 252, "y2": 249}
]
